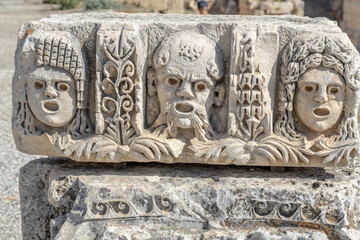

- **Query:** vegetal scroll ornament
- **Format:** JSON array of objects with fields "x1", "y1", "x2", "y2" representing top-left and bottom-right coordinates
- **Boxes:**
[{"x1": 98, "y1": 29, "x2": 137, "y2": 146}]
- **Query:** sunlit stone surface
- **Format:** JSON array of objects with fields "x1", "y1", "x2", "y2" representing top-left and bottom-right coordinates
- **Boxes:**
[{"x1": 12, "y1": 13, "x2": 360, "y2": 167}]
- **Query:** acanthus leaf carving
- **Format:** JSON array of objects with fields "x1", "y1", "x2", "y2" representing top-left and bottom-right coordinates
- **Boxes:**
[
  {"x1": 189, "y1": 138, "x2": 249, "y2": 164},
  {"x1": 129, "y1": 133, "x2": 184, "y2": 161},
  {"x1": 55, "y1": 133, "x2": 124, "y2": 161},
  {"x1": 12, "y1": 20, "x2": 360, "y2": 167}
]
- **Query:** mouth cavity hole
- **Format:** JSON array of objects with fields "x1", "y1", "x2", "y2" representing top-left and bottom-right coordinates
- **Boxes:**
[
  {"x1": 313, "y1": 108, "x2": 330, "y2": 117},
  {"x1": 44, "y1": 102, "x2": 59, "y2": 112},
  {"x1": 175, "y1": 103, "x2": 194, "y2": 113}
]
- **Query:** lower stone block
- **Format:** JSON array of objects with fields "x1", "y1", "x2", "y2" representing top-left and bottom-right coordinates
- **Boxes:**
[{"x1": 20, "y1": 159, "x2": 360, "y2": 239}]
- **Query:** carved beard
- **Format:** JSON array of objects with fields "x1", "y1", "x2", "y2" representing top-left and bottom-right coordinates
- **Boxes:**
[{"x1": 151, "y1": 101, "x2": 215, "y2": 141}]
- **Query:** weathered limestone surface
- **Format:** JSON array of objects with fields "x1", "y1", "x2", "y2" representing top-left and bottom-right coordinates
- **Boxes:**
[
  {"x1": 20, "y1": 158, "x2": 360, "y2": 239},
  {"x1": 12, "y1": 14, "x2": 360, "y2": 167}
]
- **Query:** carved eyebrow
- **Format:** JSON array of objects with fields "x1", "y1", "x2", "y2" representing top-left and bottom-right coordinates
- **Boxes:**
[
  {"x1": 53, "y1": 78, "x2": 72, "y2": 82},
  {"x1": 162, "y1": 67, "x2": 186, "y2": 79},
  {"x1": 189, "y1": 74, "x2": 213, "y2": 87},
  {"x1": 26, "y1": 74, "x2": 46, "y2": 82},
  {"x1": 298, "y1": 80, "x2": 344, "y2": 88},
  {"x1": 297, "y1": 80, "x2": 318, "y2": 86}
]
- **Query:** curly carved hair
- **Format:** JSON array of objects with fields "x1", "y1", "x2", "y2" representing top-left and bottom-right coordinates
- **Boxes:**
[
  {"x1": 275, "y1": 35, "x2": 360, "y2": 142},
  {"x1": 152, "y1": 31, "x2": 224, "y2": 81}
]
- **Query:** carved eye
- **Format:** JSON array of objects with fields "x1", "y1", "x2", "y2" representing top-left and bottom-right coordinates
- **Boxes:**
[
  {"x1": 194, "y1": 81, "x2": 207, "y2": 92},
  {"x1": 57, "y1": 82, "x2": 69, "y2": 92},
  {"x1": 328, "y1": 86, "x2": 340, "y2": 94},
  {"x1": 166, "y1": 77, "x2": 181, "y2": 87},
  {"x1": 304, "y1": 85, "x2": 315, "y2": 93},
  {"x1": 34, "y1": 81, "x2": 45, "y2": 90}
]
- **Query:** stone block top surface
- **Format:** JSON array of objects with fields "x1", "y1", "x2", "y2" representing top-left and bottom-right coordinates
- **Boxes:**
[{"x1": 12, "y1": 13, "x2": 360, "y2": 167}]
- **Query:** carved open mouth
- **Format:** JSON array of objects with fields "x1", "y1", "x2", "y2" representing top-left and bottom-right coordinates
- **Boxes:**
[
  {"x1": 174, "y1": 102, "x2": 194, "y2": 115},
  {"x1": 313, "y1": 107, "x2": 330, "y2": 117},
  {"x1": 44, "y1": 101, "x2": 59, "y2": 112}
]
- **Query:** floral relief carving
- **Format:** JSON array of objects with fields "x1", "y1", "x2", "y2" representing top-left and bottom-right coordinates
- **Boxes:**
[
  {"x1": 86, "y1": 194, "x2": 175, "y2": 219},
  {"x1": 249, "y1": 200, "x2": 345, "y2": 226},
  {"x1": 12, "y1": 23, "x2": 360, "y2": 166},
  {"x1": 96, "y1": 28, "x2": 138, "y2": 146},
  {"x1": 71, "y1": 188, "x2": 345, "y2": 228}
]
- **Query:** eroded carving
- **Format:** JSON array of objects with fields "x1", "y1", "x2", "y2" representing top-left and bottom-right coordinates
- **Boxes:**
[
  {"x1": 13, "y1": 16, "x2": 360, "y2": 166},
  {"x1": 131, "y1": 32, "x2": 226, "y2": 160},
  {"x1": 190, "y1": 31, "x2": 273, "y2": 164},
  {"x1": 96, "y1": 28, "x2": 138, "y2": 145},
  {"x1": 15, "y1": 30, "x2": 91, "y2": 139},
  {"x1": 53, "y1": 28, "x2": 141, "y2": 161},
  {"x1": 271, "y1": 35, "x2": 360, "y2": 165},
  {"x1": 87, "y1": 194, "x2": 175, "y2": 219},
  {"x1": 250, "y1": 200, "x2": 345, "y2": 226}
]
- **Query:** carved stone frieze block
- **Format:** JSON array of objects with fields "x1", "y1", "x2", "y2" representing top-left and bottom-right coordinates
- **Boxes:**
[
  {"x1": 12, "y1": 13, "x2": 360, "y2": 167},
  {"x1": 20, "y1": 159, "x2": 360, "y2": 239}
]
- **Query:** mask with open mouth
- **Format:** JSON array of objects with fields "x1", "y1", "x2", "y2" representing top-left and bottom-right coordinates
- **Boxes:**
[
  {"x1": 26, "y1": 67, "x2": 77, "y2": 127},
  {"x1": 294, "y1": 67, "x2": 345, "y2": 133},
  {"x1": 153, "y1": 100, "x2": 214, "y2": 141}
]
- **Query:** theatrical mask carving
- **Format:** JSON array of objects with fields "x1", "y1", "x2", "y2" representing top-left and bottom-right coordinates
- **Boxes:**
[
  {"x1": 12, "y1": 16, "x2": 360, "y2": 166},
  {"x1": 26, "y1": 67, "x2": 77, "y2": 127},
  {"x1": 15, "y1": 31, "x2": 90, "y2": 138},
  {"x1": 148, "y1": 32, "x2": 225, "y2": 141},
  {"x1": 130, "y1": 32, "x2": 226, "y2": 160},
  {"x1": 294, "y1": 67, "x2": 345, "y2": 134},
  {"x1": 270, "y1": 35, "x2": 360, "y2": 165}
]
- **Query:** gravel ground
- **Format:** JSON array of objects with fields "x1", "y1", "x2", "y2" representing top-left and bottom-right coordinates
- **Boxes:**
[
  {"x1": 0, "y1": 1, "x2": 59, "y2": 239},
  {"x1": 0, "y1": 2, "x2": 149, "y2": 238}
]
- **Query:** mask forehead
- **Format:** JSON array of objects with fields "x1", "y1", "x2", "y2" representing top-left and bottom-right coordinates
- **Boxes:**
[
  {"x1": 26, "y1": 67, "x2": 74, "y2": 84},
  {"x1": 298, "y1": 67, "x2": 345, "y2": 87}
]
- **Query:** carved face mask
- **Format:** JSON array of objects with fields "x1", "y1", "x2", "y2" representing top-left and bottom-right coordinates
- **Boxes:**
[
  {"x1": 151, "y1": 33, "x2": 223, "y2": 139},
  {"x1": 294, "y1": 67, "x2": 345, "y2": 133},
  {"x1": 156, "y1": 65, "x2": 215, "y2": 129},
  {"x1": 26, "y1": 67, "x2": 77, "y2": 127}
]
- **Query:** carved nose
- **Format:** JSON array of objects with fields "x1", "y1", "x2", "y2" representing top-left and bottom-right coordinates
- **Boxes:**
[
  {"x1": 176, "y1": 82, "x2": 194, "y2": 99},
  {"x1": 44, "y1": 85, "x2": 57, "y2": 98},
  {"x1": 314, "y1": 94, "x2": 328, "y2": 103}
]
